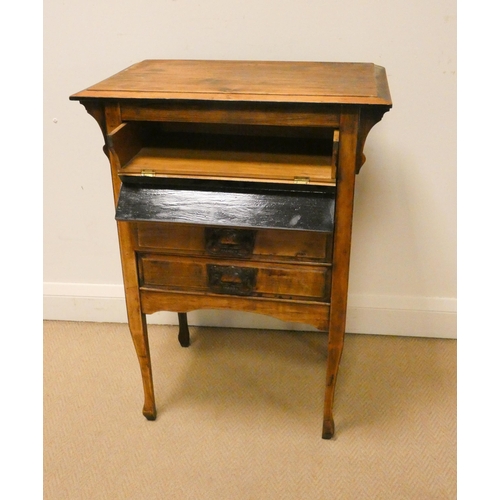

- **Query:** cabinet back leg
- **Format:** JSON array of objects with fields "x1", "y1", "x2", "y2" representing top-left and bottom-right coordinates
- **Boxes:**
[{"x1": 178, "y1": 312, "x2": 190, "y2": 347}]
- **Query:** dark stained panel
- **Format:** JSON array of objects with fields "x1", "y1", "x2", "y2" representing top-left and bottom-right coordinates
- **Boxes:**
[{"x1": 115, "y1": 183, "x2": 335, "y2": 233}]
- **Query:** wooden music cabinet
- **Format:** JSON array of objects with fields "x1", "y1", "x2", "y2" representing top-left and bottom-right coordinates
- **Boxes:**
[{"x1": 70, "y1": 60, "x2": 391, "y2": 439}]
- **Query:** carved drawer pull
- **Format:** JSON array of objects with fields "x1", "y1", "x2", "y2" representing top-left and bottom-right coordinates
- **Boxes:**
[
  {"x1": 207, "y1": 264, "x2": 257, "y2": 296},
  {"x1": 205, "y1": 228, "x2": 256, "y2": 258}
]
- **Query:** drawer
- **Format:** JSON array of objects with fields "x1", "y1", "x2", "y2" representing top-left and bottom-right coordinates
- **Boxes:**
[
  {"x1": 139, "y1": 254, "x2": 331, "y2": 302},
  {"x1": 136, "y1": 222, "x2": 331, "y2": 263}
]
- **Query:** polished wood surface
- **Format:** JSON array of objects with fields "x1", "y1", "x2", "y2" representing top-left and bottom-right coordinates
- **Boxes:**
[
  {"x1": 139, "y1": 254, "x2": 330, "y2": 301},
  {"x1": 71, "y1": 60, "x2": 391, "y2": 105},
  {"x1": 70, "y1": 60, "x2": 391, "y2": 439},
  {"x1": 140, "y1": 289, "x2": 331, "y2": 331},
  {"x1": 119, "y1": 101, "x2": 341, "y2": 128},
  {"x1": 135, "y1": 222, "x2": 331, "y2": 263}
]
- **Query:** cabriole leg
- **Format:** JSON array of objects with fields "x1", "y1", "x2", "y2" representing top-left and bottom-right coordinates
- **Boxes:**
[
  {"x1": 322, "y1": 340, "x2": 344, "y2": 439},
  {"x1": 129, "y1": 312, "x2": 157, "y2": 420},
  {"x1": 322, "y1": 106, "x2": 360, "y2": 439}
]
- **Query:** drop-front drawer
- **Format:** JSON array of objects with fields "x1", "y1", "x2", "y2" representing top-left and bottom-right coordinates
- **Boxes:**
[
  {"x1": 139, "y1": 254, "x2": 331, "y2": 301},
  {"x1": 136, "y1": 222, "x2": 331, "y2": 263}
]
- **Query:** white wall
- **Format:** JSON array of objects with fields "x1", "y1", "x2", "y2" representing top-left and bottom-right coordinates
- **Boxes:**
[{"x1": 43, "y1": 0, "x2": 456, "y2": 338}]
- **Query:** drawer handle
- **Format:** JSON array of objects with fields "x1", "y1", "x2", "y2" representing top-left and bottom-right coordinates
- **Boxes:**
[
  {"x1": 207, "y1": 265, "x2": 257, "y2": 296},
  {"x1": 205, "y1": 228, "x2": 256, "y2": 258}
]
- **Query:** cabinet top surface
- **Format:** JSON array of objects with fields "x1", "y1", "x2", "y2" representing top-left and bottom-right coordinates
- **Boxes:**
[{"x1": 70, "y1": 60, "x2": 391, "y2": 105}]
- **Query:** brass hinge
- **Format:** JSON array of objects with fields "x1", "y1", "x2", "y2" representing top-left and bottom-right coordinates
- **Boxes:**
[
  {"x1": 294, "y1": 176, "x2": 310, "y2": 184},
  {"x1": 332, "y1": 130, "x2": 340, "y2": 173},
  {"x1": 141, "y1": 169, "x2": 156, "y2": 177}
]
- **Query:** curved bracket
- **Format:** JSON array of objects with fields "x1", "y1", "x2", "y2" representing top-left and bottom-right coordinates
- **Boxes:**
[
  {"x1": 356, "y1": 106, "x2": 391, "y2": 173},
  {"x1": 80, "y1": 100, "x2": 109, "y2": 159}
]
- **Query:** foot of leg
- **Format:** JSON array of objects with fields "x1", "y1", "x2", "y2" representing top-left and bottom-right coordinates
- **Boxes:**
[
  {"x1": 143, "y1": 406, "x2": 157, "y2": 421},
  {"x1": 322, "y1": 417, "x2": 335, "y2": 439}
]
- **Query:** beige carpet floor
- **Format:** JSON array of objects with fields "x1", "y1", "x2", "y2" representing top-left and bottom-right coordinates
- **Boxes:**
[{"x1": 44, "y1": 320, "x2": 456, "y2": 499}]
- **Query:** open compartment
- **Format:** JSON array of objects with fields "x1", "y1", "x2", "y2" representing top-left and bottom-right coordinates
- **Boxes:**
[{"x1": 106, "y1": 121, "x2": 339, "y2": 186}]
